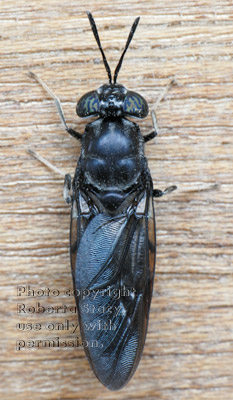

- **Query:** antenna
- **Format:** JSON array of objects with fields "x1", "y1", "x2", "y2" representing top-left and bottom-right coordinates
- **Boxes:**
[
  {"x1": 86, "y1": 12, "x2": 112, "y2": 84},
  {"x1": 113, "y1": 17, "x2": 140, "y2": 84}
]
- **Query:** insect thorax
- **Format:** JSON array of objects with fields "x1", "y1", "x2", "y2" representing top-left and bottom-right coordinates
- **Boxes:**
[{"x1": 79, "y1": 117, "x2": 146, "y2": 193}]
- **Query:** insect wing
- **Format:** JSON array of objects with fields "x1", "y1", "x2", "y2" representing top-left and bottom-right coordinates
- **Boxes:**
[
  {"x1": 70, "y1": 183, "x2": 155, "y2": 390},
  {"x1": 70, "y1": 191, "x2": 92, "y2": 279}
]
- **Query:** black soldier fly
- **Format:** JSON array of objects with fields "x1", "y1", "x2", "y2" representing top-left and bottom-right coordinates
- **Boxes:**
[{"x1": 29, "y1": 12, "x2": 176, "y2": 391}]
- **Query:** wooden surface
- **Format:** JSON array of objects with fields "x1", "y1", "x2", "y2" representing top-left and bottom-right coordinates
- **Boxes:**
[{"x1": 1, "y1": 1, "x2": 233, "y2": 399}]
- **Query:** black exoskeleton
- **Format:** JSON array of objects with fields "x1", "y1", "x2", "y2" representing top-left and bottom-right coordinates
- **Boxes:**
[{"x1": 29, "y1": 12, "x2": 176, "y2": 391}]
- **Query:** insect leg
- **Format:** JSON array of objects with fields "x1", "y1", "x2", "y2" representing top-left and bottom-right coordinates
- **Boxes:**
[
  {"x1": 143, "y1": 111, "x2": 158, "y2": 142},
  {"x1": 28, "y1": 148, "x2": 72, "y2": 204},
  {"x1": 28, "y1": 148, "x2": 66, "y2": 177},
  {"x1": 153, "y1": 185, "x2": 177, "y2": 197},
  {"x1": 63, "y1": 174, "x2": 72, "y2": 204},
  {"x1": 29, "y1": 72, "x2": 82, "y2": 141},
  {"x1": 144, "y1": 79, "x2": 177, "y2": 143}
]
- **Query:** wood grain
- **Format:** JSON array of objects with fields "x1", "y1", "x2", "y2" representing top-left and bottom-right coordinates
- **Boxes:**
[{"x1": 0, "y1": 1, "x2": 233, "y2": 399}]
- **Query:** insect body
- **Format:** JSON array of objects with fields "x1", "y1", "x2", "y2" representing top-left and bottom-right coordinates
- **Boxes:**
[
  {"x1": 30, "y1": 12, "x2": 176, "y2": 391},
  {"x1": 70, "y1": 14, "x2": 156, "y2": 390}
]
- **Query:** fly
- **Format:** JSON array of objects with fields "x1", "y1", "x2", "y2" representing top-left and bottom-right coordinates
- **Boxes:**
[{"x1": 29, "y1": 12, "x2": 176, "y2": 391}]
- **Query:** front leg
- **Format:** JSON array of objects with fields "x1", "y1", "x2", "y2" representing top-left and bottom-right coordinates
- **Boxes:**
[
  {"x1": 144, "y1": 79, "x2": 177, "y2": 143},
  {"x1": 29, "y1": 72, "x2": 82, "y2": 141},
  {"x1": 143, "y1": 109, "x2": 158, "y2": 142}
]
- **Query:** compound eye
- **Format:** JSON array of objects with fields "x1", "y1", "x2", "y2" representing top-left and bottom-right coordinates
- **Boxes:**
[
  {"x1": 123, "y1": 90, "x2": 148, "y2": 118},
  {"x1": 76, "y1": 90, "x2": 100, "y2": 117}
]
